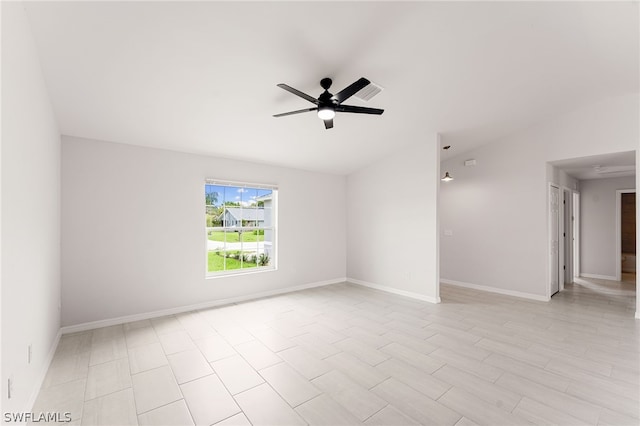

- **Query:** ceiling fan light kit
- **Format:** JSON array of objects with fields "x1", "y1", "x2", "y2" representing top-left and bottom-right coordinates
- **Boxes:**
[
  {"x1": 274, "y1": 77, "x2": 384, "y2": 130},
  {"x1": 441, "y1": 171, "x2": 454, "y2": 182},
  {"x1": 317, "y1": 107, "x2": 336, "y2": 120}
]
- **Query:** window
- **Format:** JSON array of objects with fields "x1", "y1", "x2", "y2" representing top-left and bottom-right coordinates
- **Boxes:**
[{"x1": 205, "y1": 179, "x2": 277, "y2": 276}]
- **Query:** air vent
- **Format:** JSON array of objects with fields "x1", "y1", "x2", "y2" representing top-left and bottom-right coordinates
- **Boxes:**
[{"x1": 354, "y1": 82, "x2": 383, "y2": 102}]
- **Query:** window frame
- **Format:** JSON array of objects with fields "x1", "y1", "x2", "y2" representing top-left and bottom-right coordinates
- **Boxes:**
[{"x1": 204, "y1": 179, "x2": 278, "y2": 278}]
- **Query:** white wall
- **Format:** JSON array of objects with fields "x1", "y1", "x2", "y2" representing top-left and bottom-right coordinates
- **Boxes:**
[
  {"x1": 61, "y1": 137, "x2": 346, "y2": 326},
  {"x1": 547, "y1": 166, "x2": 579, "y2": 192},
  {"x1": 346, "y1": 136, "x2": 440, "y2": 302},
  {"x1": 1, "y1": 1, "x2": 61, "y2": 413},
  {"x1": 580, "y1": 176, "x2": 636, "y2": 279},
  {"x1": 440, "y1": 94, "x2": 639, "y2": 299}
]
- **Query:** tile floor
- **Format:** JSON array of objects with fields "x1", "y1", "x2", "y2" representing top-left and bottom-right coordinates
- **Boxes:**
[{"x1": 31, "y1": 276, "x2": 639, "y2": 425}]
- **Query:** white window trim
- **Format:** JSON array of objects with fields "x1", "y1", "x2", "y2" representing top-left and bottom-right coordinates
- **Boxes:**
[{"x1": 204, "y1": 180, "x2": 278, "y2": 278}]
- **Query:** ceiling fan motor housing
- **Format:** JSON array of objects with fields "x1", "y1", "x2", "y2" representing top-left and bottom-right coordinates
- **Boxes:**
[{"x1": 320, "y1": 78, "x2": 333, "y2": 90}]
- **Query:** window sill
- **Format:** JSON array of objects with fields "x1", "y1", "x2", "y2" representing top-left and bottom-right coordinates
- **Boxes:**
[{"x1": 206, "y1": 267, "x2": 277, "y2": 280}]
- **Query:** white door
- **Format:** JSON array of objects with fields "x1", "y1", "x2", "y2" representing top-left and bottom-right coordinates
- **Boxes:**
[{"x1": 549, "y1": 185, "x2": 560, "y2": 296}]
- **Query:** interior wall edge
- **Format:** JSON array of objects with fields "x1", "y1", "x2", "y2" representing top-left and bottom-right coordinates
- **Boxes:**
[{"x1": 25, "y1": 330, "x2": 61, "y2": 413}]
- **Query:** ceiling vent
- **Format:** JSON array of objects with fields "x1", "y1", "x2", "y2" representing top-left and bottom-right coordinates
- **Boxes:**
[{"x1": 354, "y1": 82, "x2": 384, "y2": 102}]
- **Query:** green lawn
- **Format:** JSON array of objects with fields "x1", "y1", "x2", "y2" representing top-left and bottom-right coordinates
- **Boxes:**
[
  {"x1": 208, "y1": 251, "x2": 257, "y2": 272},
  {"x1": 208, "y1": 230, "x2": 264, "y2": 243}
]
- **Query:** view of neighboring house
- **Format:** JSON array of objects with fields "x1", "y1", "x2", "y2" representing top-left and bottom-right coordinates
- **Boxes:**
[{"x1": 220, "y1": 207, "x2": 265, "y2": 227}]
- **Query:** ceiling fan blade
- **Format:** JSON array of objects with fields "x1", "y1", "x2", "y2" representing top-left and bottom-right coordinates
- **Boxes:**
[
  {"x1": 336, "y1": 105, "x2": 384, "y2": 115},
  {"x1": 273, "y1": 107, "x2": 317, "y2": 118},
  {"x1": 333, "y1": 77, "x2": 370, "y2": 103},
  {"x1": 324, "y1": 119, "x2": 334, "y2": 129},
  {"x1": 277, "y1": 84, "x2": 319, "y2": 104}
]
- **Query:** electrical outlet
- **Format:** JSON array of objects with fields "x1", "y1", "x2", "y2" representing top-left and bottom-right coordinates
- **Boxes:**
[{"x1": 28, "y1": 344, "x2": 32, "y2": 364}]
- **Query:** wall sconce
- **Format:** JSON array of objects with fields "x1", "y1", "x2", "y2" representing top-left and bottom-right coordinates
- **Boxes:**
[{"x1": 441, "y1": 171, "x2": 454, "y2": 182}]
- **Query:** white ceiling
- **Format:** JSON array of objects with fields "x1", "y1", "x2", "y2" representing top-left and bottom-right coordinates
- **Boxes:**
[
  {"x1": 551, "y1": 151, "x2": 636, "y2": 181},
  {"x1": 23, "y1": 1, "x2": 639, "y2": 174}
]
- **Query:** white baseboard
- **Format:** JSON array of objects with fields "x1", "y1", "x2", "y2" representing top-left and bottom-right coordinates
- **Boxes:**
[
  {"x1": 441, "y1": 278, "x2": 550, "y2": 302},
  {"x1": 27, "y1": 329, "x2": 61, "y2": 412},
  {"x1": 61, "y1": 278, "x2": 346, "y2": 334},
  {"x1": 347, "y1": 278, "x2": 441, "y2": 304},
  {"x1": 579, "y1": 273, "x2": 618, "y2": 281}
]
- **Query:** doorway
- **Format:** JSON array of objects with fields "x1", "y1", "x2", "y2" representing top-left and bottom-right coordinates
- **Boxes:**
[
  {"x1": 572, "y1": 192, "x2": 580, "y2": 281},
  {"x1": 549, "y1": 184, "x2": 560, "y2": 297},
  {"x1": 616, "y1": 189, "x2": 636, "y2": 281}
]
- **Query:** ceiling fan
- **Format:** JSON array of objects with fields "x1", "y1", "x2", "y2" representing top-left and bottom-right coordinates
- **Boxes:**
[{"x1": 273, "y1": 77, "x2": 384, "y2": 129}]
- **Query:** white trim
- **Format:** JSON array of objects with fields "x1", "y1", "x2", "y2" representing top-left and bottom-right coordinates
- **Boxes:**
[
  {"x1": 206, "y1": 266, "x2": 277, "y2": 280},
  {"x1": 26, "y1": 329, "x2": 61, "y2": 412},
  {"x1": 205, "y1": 178, "x2": 278, "y2": 190},
  {"x1": 615, "y1": 189, "x2": 635, "y2": 281},
  {"x1": 573, "y1": 191, "x2": 581, "y2": 279},
  {"x1": 548, "y1": 183, "x2": 561, "y2": 299},
  {"x1": 635, "y1": 311, "x2": 639, "y2": 320},
  {"x1": 441, "y1": 278, "x2": 550, "y2": 302},
  {"x1": 347, "y1": 278, "x2": 441, "y2": 304},
  {"x1": 61, "y1": 278, "x2": 345, "y2": 334},
  {"x1": 560, "y1": 186, "x2": 573, "y2": 289},
  {"x1": 579, "y1": 273, "x2": 618, "y2": 281},
  {"x1": 435, "y1": 133, "x2": 442, "y2": 303}
]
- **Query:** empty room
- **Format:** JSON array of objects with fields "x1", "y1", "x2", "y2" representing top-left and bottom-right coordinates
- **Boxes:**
[{"x1": 2, "y1": 1, "x2": 639, "y2": 425}]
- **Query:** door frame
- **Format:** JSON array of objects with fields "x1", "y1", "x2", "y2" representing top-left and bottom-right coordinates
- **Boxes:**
[
  {"x1": 548, "y1": 183, "x2": 561, "y2": 298},
  {"x1": 560, "y1": 187, "x2": 573, "y2": 290},
  {"x1": 572, "y1": 191, "x2": 580, "y2": 280},
  {"x1": 616, "y1": 189, "x2": 636, "y2": 281}
]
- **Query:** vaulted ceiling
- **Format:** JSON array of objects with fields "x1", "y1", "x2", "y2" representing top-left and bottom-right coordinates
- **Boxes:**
[{"x1": 23, "y1": 1, "x2": 639, "y2": 174}]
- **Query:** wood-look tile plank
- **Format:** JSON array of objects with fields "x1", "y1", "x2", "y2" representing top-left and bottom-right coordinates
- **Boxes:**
[
  {"x1": 371, "y1": 378, "x2": 461, "y2": 426},
  {"x1": 325, "y1": 352, "x2": 389, "y2": 389},
  {"x1": 437, "y1": 387, "x2": 529, "y2": 426},
  {"x1": 364, "y1": 406, "x2": 420, "y2": 426},
  {"x1": 496, "y1": 372, "x2": 601, "y2": 425},
  {"x1": 295, "y1": 394, "x2": 363, "y2": 425},
  {"x1": 379, "y1": 342, "x2": 443, "y2": 373},
  {"x1": 234, "y1": 383, "x2": 306, "y2": 426},
  {"x1": 180, "y1": 374, "x2": 240, "y2": 425},
  {"x1": 312, "y1": 370, "x2": 387, "y2": 421},
  {"x1": 513, "y1": 397, "x2": 586, "y2": 426},
  {"x1": 137, "y1": 399, "x2": 194, "y2": 426},
  {"x1": 433, "y1": 365, "x2": 521, "y2": 411},
  {"x1": 259, "y1": 362, "x2": 321, "y2": 407},
  {"x1": 430, "y1": 347, "x2": 503, "y2": 382},
  {"x1": 278, "y1": 346, "x2": 332, "y2": 380},
  {"x1": 85, "y1": 357, "x2": 132, "y2": 400},
  {"x1": 81, "y1": 388, "x2": 137, "y2": 426},
  {"x1": 375, "y1": 358, "x2": 450, "y2": 400},
  {"x1": 483, "y1": 353, "x2": 570, "y2": 392},
  {"x1": 210, "y1": 355, "x2": 264, "y2": 395}
]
